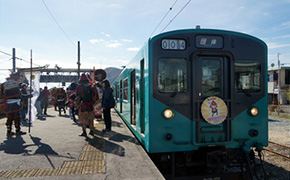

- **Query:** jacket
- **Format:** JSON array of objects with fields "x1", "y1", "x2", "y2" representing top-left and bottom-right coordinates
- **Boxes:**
[{"x1": 101, "y1": 87, "x2": 115, "y2": 108}]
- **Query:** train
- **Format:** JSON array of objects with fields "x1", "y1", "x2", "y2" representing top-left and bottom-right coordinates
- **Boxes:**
[{"x1": 112, "y1": 27, "x2": 268, "y2": 179}]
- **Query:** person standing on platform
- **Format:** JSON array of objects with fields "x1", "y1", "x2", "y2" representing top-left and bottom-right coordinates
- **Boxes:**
[
  {"x1": 1, "y1": 73, "x2": 27, "y2": 136},
  {"x1": 35, "y1": 88, "x2": 43, "y2": 118},
  {"x1": 20, "y1": 83, "x2": 31, "y2": 123},
  {"x1": 101, "y1": 80, "x2": 115, "y2": 132},
  {"x1": 41, "y1": 86, "x2": 51, "y2": 115},
  {"x1": 76, "y1": 73, "x2": 96, "y2": 137},
  {"x1": 56, "y1": 88, "x2": 66, "y2": 116},
  {"x1": 51, "y1": 87, "x2": 58, "y2": 111},
  {"x1": 67, "y1": 82, "x2": 78, "y2": 122}
]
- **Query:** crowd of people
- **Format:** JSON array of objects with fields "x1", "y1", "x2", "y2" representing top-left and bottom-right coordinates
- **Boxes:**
[{"x1": 0, "y1": 72, "x2": 115, "y2": 137}]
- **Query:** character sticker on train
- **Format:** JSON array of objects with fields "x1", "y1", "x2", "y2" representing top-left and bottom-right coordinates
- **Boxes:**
[{"x1": 201, "y1": 96, "x2": 228, "y2": 125}]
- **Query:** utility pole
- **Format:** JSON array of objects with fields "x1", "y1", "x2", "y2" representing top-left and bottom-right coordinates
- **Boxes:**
[
  {"x1": 77, "y1": 41, "x2": 81, "y2": 80},
  {"x1": 12, "y1": 48, "x2": 16, "y2": 72},
  {"x1": 277, "y1": 53, "x2": 281, "y2": 105}
]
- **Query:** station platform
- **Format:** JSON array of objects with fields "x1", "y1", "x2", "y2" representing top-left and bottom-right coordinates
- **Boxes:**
[{"x1": 0, "y1": 108, "x2": 164, "y2": 180}]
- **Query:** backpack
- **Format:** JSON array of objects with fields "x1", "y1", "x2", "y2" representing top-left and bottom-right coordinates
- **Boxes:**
[{"x1": 81, "y1": 85, "x2": 93, "y2": 103}]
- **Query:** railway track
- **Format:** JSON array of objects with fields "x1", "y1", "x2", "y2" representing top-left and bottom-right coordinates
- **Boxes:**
[{"x1": 263, "y1": 140, "x2": 290, "y2": 160}]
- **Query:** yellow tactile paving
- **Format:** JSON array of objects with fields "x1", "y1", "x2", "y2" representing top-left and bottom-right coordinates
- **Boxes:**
[
  {"x1": 0, "y1": 119, "x2": 105, "y2": 178},
  {"x1": 61, "y1": 160, "x2": 85, "y2": 168},
  {"x1": 57, "y1": 166, "x2": 82, "y2": 175},
  {"x1": 34, "y1": 168, "x2": 61, "y2": 177},
  {"x1": 0, "y1": 170, "x2": 14, "y2": 178}
]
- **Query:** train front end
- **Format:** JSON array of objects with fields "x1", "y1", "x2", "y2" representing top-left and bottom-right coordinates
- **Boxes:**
[{"x1": 148, "y1": 29, "x2": 268, "y2": 171}]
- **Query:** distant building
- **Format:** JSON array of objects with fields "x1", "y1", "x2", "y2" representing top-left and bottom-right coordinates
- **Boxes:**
[{"x1": 268, "y1": 66, "x2": 290, "y2": 104}]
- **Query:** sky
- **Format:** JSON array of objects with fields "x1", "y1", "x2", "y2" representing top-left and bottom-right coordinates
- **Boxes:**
[{"x1": 1, "y1": 0, "x2": 290, "y2": 88}]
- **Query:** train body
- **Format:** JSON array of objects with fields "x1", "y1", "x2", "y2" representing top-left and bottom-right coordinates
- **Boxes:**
[{"x1": 112, "y1": 28, "x2": 268, "y2": 178}]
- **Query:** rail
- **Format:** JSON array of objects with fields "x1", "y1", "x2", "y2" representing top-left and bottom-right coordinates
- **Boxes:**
[{"x1": 263, "y1": 140, "x2": 290, "y2": 160}]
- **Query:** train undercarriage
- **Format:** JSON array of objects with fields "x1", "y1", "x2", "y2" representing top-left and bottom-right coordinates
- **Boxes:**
[{"x1": 150, "y1": 147, "x2": 267, "y2": 180}]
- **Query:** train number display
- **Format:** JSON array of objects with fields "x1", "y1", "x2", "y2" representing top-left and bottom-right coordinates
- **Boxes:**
[{"x1": 161, "y1": 39, "x2": 186, "y2": 50}]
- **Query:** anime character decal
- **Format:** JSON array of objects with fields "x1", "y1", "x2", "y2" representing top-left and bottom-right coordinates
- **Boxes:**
[
  {"x1": 210, "y1": 100, "x2": 218, "y2": 117},
  {"x1": 201, "y1": 96, "x2": 228, "y2": 125}
]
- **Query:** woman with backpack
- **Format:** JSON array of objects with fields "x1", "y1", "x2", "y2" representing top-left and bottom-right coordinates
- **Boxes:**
[{"x1": 76, "y1": 73, "x2": 96, "y2": 137}]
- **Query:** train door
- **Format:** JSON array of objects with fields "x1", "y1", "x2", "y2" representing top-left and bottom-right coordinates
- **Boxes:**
[
  {"x1": 140, "y1": 59, "x2": 145, "y2": 134},
  {"x1": 120, "y1": 80, "x2": 123, "y2": 113},
  {"x1": 131, "y1": 70, "x2": 136, "y2": 126},
  {"x1": 193, "y1": 56, "x2": 231, "y2": 144}
]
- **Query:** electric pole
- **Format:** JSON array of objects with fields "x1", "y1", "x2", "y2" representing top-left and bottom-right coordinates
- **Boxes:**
[
  {"x1": 12, "y1": 48, "x2": 16, "y2": 72},
  {"x1": 277, "y1": 53, "x2": 281, "y2": 105},
  {"x1": 77, "y1": 41, "x2": 81, "y2": 80}
]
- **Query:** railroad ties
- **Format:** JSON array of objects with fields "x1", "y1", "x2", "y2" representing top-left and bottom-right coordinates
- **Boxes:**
[{"x1": 264, "y1": 140, "x2": 290, "y2": 160}]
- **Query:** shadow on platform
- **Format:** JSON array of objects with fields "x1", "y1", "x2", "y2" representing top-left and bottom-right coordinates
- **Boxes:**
[{"x1": 0, "y1": 135, "x2": 32, "y2": 155}]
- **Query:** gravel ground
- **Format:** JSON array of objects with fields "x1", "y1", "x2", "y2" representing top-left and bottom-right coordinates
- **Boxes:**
[
  {"x1": 261, "y1": 115, "x2": 290, "y2": 180},
  {"x1": 268, "y1": 115, "x2": 290, "y2": 146}
]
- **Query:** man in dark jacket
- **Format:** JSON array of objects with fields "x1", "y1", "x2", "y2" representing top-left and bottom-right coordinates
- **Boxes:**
[
  {"x1": 20, "y1": 83, "x2": 31, "y2": 122},
  {"x1": 101, "y1": 80, "x2": 115, "y2": 132}
]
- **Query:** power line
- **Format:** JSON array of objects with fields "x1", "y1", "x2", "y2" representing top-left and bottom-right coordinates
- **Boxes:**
[
  {"x1": 0, "y1": 50, "x2": 12, "y2": 56},
  {"x1": 161, "y1": 0, "x2": 192, "y2": 33},
  {"x1": 0, "y1": 49, "x2": 41, "y2": 67},
  {"x1": 41, "y1": 0, "x2": 75, "y2": 47},
  {"x1": 149, "y1": 0, "x2": 178, "y2": 38}
]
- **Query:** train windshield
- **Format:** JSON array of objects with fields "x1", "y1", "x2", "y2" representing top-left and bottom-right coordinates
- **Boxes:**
[
  {"x1": 235, "y1": 61, "x2": 261, "y2": 93},
  {"x1": 157, "y1": 58, "x2": 187, "y2": 93},
  {"x1": 201, "y1": 59, "x2": 221, "y2": 98}
]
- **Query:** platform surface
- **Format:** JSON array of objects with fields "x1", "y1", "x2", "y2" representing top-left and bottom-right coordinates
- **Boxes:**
[{"x1": 0, "y1": 108, "x2": 164, "y2": 180}]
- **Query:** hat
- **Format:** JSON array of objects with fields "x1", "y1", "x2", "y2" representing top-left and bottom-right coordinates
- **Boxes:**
[
  {"x1": 69, "y1": 82, "x2": 77, "y2": 90},
  {"x1": 21, "y1": 83, "x2": 28, "y2": 87},
  {"x1": 78, "y1": 73, "x2": 90, "y2": 84},
  {"x1": 211, "y1": 101, "x2": 217, "y2": 106}
]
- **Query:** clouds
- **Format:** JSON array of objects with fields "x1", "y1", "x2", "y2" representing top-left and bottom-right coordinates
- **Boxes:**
[
  {"x1": 126, "y1": 47, "x2": 140, "y2": 52},
  {"x1": 267, "y1": 42, "x2": 290, "y2": 49},
  {"x1": 89, "y1": 32, "x2": 137, "y2": 51},
  {"x1": 89, "y1": 38, "x2": 122, "y2": 48}
]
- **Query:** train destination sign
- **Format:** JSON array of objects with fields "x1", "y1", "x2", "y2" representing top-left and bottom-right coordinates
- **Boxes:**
[
  {"x1": 196, "y1": 35, "x2": 223, "y2": 49},
  {"x1": 161, "y1": 39, "x2": 186, "y2": 50}
]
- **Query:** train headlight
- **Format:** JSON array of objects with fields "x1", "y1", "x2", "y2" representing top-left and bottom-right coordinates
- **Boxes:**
[
  {"x1": 163, "y1": 109, "x2": 174, "y2": 119},
  {"x1": 249, "y1": 107, "x2": 259, "y2": 116}
]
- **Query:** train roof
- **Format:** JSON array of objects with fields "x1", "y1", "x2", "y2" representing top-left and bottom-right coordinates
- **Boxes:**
[{"x1": 150, "y1": 28, "x2": 266, "y2": 46}]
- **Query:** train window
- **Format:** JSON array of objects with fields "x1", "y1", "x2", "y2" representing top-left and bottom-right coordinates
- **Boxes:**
[
  {"x1": 201, "y1": 60, "x2": 221, "y2": 98},
  {"x1": 117, "y1": 84, "x2": 120, "y2": 99},
  {"x1": 157, "y1": 58, "x2": 187, "y2": 93},
  {"x1": 123, "y1": 79, "x2": 128, "y2": 100},
  {"x1": 235, "y1": 61, "x2": 261, "y2": 93}
]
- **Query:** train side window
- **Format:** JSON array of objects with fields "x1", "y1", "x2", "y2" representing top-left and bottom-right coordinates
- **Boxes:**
[
  {"x1": 235, "y1": 61, "x2": 261, "y2": 93},
  {"x1": 157, "y1": 58, "x2": 187, "y2": 93},
  {"x1": 123, "y1": 79, "x2": 129, "y2": 100},
  {"x1": 117, "y1": 84, "x2": 120, "y2": 99}
]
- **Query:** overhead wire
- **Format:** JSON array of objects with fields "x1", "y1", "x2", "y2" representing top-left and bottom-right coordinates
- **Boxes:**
[
  {"x1": 0, "y1": 50, "x2": 12, "y2": 56},
  {"x1": 161, "y1": 0, "x2": 192, "y2": 33},
  {"x1": 149, "y1": 0, "x2": 178, "y2": 38},
  {"x1": 0, "y1": 49, "x2": 41, "y2": 67},
  {"x1": 41, "y1": 0, "x2": 75, "y2": 47}
]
